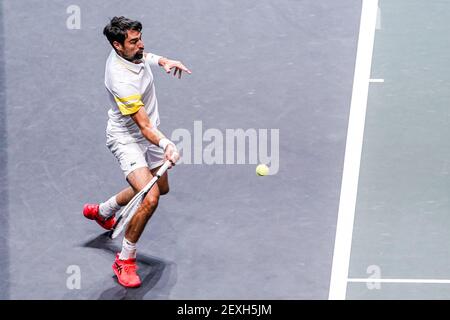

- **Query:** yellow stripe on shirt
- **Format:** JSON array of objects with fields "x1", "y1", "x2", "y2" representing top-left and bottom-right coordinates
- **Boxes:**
[
  {"x1": 116, "y1": 100, "x2": 144, "y2": 115},
  {"x1": 114, "y1": 94, "x2": 142, "y2": 103}
]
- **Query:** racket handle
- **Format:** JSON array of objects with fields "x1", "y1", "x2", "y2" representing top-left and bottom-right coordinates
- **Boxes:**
[
  {"x1": 141, "y1": 161, "x2": 172, "y2": 194},
  {"x1": 156, "y1": 160, "x2": 172, "y2": 178}
]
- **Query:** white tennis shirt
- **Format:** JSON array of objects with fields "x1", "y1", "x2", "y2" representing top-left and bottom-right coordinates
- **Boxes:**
[{"x1": 105, "y1": 49, "x2": 162, "y2": 143}]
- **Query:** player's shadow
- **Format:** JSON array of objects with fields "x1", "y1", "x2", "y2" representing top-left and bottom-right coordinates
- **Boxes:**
[{"x1": 82, "y1": 232, "x2": 177, "y2": 300}]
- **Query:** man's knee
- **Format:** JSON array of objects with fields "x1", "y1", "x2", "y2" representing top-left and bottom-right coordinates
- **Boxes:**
[{"x1": 141, "y1": 194, "x2": 159, "y2": 214}]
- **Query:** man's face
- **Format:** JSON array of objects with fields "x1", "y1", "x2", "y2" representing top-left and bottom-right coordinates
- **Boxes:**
[{"x1": 114, "y1": 29, "x2": 145, "y2": 63}]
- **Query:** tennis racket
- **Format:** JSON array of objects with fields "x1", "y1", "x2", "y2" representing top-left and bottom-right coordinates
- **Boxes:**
[{"x1": 110, "y1": 160, "x2": 172, "y2": 239}]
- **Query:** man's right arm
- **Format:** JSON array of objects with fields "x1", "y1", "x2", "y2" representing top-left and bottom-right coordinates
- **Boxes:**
[
  {"x1": 130, "y1": 108, "x2": 180, "y2": 165},
  {"x1": 130, "y1": 107, "x2": 164, "y2": 146}
]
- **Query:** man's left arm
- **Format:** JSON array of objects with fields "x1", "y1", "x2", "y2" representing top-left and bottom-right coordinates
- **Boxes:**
[{"x1": 144, "y1": 52, "x2": 191, "y2": 79}]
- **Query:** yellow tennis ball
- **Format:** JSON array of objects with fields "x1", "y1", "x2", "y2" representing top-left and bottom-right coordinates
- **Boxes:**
[{"x1": 256, "y1": 164, "x2": 269, "y2": 176}]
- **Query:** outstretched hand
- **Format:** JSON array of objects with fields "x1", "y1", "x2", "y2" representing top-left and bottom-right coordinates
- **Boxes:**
[{"x1": 160, "y1": 58, "x2": 192, "y2": 79}]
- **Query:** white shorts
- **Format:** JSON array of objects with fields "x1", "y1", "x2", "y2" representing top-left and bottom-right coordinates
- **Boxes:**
[{"x1": 106, "y1": 136, "x2": 165, "y2": 178}]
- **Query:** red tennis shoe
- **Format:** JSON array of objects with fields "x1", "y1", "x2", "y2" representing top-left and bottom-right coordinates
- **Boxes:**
[
  {"x1": 112, "y1": 254, "x2": 141, "y2": 288},
  {"x1": 83, "y1": 203, "x2": 116, "y2": 230}
]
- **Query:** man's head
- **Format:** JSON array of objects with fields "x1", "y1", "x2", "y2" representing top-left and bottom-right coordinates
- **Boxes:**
[{"x1": 103, "y1": 16, "x2": 144, "y2": 63}]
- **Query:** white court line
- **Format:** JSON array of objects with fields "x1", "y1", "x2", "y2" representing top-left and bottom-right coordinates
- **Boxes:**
[
  {"x1": 369, "y1": 78, "x2": 384, "y2": 83},
  {"x1": 328, "y1": 0, "x2": 379, "y2": 300},
  {"x1": 348, "y1": 278, "x2": 450, "y2": 284}
]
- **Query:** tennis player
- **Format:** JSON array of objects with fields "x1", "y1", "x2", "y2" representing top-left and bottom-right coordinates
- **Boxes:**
[{"x1": 83, "y1": 16, "x2": 191, "y2": 288}]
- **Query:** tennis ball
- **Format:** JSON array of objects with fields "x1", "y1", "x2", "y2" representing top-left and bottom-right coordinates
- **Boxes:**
[{"x1": 256, "y1": 164, "x2": 269, "y2": 176}]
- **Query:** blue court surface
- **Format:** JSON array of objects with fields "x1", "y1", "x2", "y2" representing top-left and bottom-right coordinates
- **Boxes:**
[{"x1": 0, "y1": 0, "x2": 447, "y2": 300}]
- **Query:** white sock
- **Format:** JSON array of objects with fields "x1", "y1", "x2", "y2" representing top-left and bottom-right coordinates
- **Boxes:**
[
  {"x1": 99, "y1": 195, "x2": 121, "y2": 219},
  {"x1": 119, "y1": 238, "x2": 137, "y2": 260}
]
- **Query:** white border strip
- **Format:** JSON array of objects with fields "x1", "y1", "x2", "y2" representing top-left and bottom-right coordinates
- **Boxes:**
[
  {"x1": 369, "y1": 78, "x2": 384, "y2": 83},
  {"x1": 328, "y1": 0, "x2": 379, "y2": 300},
  {"x1": 348, "y1": 278, "x2": 450, "y2": 284}
]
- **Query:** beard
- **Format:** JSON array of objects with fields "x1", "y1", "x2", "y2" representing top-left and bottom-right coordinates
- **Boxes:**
[
  {"x1": 122, "y1": 50, "x2": 144, "y2": 63},
  {"x1": 133, "y1": 51, "x2": 144, "y2": 60}
]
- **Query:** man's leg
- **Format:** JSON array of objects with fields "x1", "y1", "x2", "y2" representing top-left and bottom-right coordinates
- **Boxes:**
[
  {"x1": 83, "y1": 167, "x2": 169, "y2": 231},
  {"x1": 112, "y1": 166, "x2": 160, "y2": 288},
  {"x1": 107, "y1": 164, "x2": 168, "y2": 211},
  {"x1": 96, "y1": 187, "x2": 134, "y2": 220},
  {"x1": 116, "y1": 165, "x2": 169, "y2": 246},
  {"x1": 124, "y1": 167, "x2": 160, "y2": 244},
  {"x1": 94, "y1": 166, "x2": 168, "y2": 227},
  {"x1": 115, "y1": 186, "x2": 136, "y2": 205},
  {"x1": 114, "y1": 165, "x2": 169, "y2": 208}
]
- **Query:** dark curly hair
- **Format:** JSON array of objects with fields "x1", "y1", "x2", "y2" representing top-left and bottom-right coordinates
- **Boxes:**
[{"x1": 103, "y1": 16, "x2": 142, "y2": 47}]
